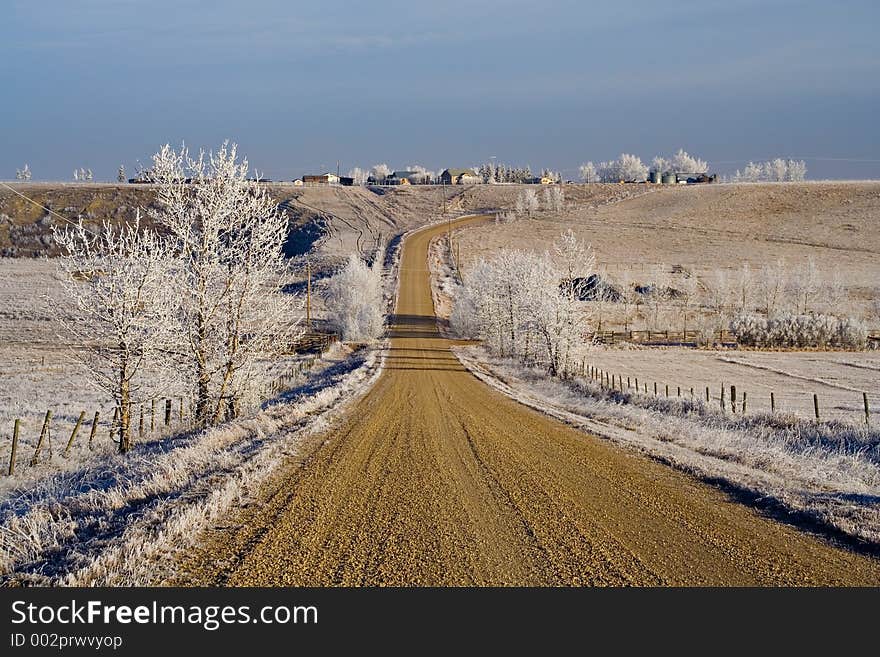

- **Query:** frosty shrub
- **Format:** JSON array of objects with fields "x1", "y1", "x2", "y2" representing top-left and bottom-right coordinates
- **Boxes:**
[
  {"x1": 325, "y1": 254, "x2": 384, "y2": 341},
  {"x1": 731, "y1": 312, "x2": 867, "y2": 349}
]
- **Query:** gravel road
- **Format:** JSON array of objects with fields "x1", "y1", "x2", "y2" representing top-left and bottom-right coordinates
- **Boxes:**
[{"x1": 176, "y1": 216, "x2": 880, "y2": 586}]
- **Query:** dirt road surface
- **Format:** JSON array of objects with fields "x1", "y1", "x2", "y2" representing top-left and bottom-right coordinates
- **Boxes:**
[{"x1": 177, "y1": 216, "x2": 880, "y2": 586}]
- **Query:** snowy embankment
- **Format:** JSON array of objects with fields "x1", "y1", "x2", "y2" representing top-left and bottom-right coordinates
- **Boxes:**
[
  {"x1": 453, "y1": 345, "x2": 880, "y2": 549},
  {"x1": 0, "y1": 342, "x2": 386, "y2": 585}
]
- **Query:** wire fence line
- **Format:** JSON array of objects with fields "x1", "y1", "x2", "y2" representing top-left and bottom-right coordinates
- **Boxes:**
[
  {"x1": 577, "y1": 359, "x2": 874, "y2": 426},
  {"x1": 3, "y1": 332, "x2": 339, "y2": 478}
]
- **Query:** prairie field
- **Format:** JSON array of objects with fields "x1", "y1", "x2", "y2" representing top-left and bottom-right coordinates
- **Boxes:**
[
  {"x1": 582, "y1": 347, "x2": 879, "y2": 423},
  {"x1": 456, "y1": 181, "x2": 880, "y2": 323}
]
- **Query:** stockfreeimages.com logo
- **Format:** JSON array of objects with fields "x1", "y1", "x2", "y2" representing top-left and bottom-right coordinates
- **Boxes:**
[{"x1": 11, "y1": 600, "x2": 318, "y2": 632}]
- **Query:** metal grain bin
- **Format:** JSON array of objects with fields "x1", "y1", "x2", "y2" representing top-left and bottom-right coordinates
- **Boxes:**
[
  {"x1": 662, "y1": 173, "x2": 677, "y2": 184},
  {"x1": 650, "y1": 170, "x2": 662, "y2": 183}
]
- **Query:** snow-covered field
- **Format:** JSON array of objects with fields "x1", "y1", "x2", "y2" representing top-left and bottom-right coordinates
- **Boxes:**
[
  {"x1": 0, "y1": 341, "x2": 386, "y2": 585},
  {"x1": 583, "y1": 347, "x2": 879, "y2": 424},
  {"x1": 455, "y1": 346, "x2": 880, "y2": 548},
  {"x1": 0, "y1": 258, "x2": 323, "y2": 494}
]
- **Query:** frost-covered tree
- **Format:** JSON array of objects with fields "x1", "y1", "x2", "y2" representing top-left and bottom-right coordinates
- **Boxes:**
[
  {"x1": 325, "y1": 253, "x2": 385, "y2": 341},
  {"x1": 451, "y1": 230, "x2": 595, "y2": 376},
  {"x1": 669, "y1": 149, "x2": 708, "y2": 175},
  {"x1": 789, "y1": 257, "x2": 822, "y2": 315},
  {"x1": 733, "y1": 161, "x2": 763, "y2": 182},
  {"x1": 150, "y1": 141, "x2": 302, "y2": 426},
  {"x1": 823, "y1": 266, "x2": 847, "y2": 314},
  {"x1": 369, "y1": 163, "x2": 391, "y2": 182},
  {"x1": 347, "y1": 167, "x2": 368, "y2": 185},
  {"x1": 618, "y1": 154, "x2": 648, "y2": 182},
  {"x1": 517, "y1": 188, "x2": 540, "y2": 217},
  {"x1": 597, "y1": 154, "x2": 648, "y2": 182},
  {"x1": 756, "y1": 258, "x2": 787, "y2": 316},
  {"x1": 651, "y1": 156, "x2": 670, "y2": 176},
  {"x1": 674, "y1": 272, "x2": 700, "y2": 338},
  {"x1": 117, "y1": 165, "x2": 126, "y2": 183},
  {"x1": 612, "y1": 269, "x2": 639, "y2": 333},
  {"x1": 705, "y1": 268, "x2": 732, "y2": 332},
  {"x1": 645, "y1": 264, "x2": 669, "y2": 330},
  {"x1": 763, "y1": 158, "x2": 788, "y2": 182},
  {"x1": 16, "y1": 164, "x2": 32, "y2": 181},
  {"x1": 544, "y1": 186, "x2": 564, "y2": 212},
  {"x1": 785, "y1": 159, "x2": 807, "y2": 181},
  {"x1": 405, "y1": 165, "x2": 433, "y2": 184},
  {"x1": 579, "y1": 162, "x2": 598, "y2": 183},
  {"x1": 735, "y1": 262, "x2": 754, "y2": 312},
  {"x1": 734, "y1": 158, "x2": 806, "y2": 182},
  {"x1": 53, "y1": 213, "x2": 175, "y2": 453}
]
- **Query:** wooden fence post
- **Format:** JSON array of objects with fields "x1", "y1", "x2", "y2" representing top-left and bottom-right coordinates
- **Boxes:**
[
  {"x1": 770, "y1": 391, "x2": 775, "y2": 413},
  {"x1": 164, "y1": 399, "x2": 171, "y2": 426},
  {"x1": 139, "y1": 405, "x2": 144, "y2": 437},
  {"x1": 813, "y1": 393, "x2": 820, "y2": 421},
  {"x1": 109, "y1": 407, "x2": 119, "y2": 441},
  {"x1": 87, "y1": 411, "x2": 99, "y2": 450},
  {"x1": 864, "y1": 392, "x2": 870, "y2": 425},
  {"x1": 730, "y1": 386, "x2": 737, "y2": 414},
  {"x1": 8, "y1": 419, "x2": 19, "y2": 476},
  {"x1": 31, "y1": 410, "x2": 52, "y2": 466},
  {"x1": 179, "y1": 398, "x2": 184, "y2": 423},
  {"x1": 741, "y1": 391, "x2": 747, "y2": 414},
  {"x1": 64, "y1": 411, "x2": 86, "y2": 456},
  {"x1": 635, "y1": 377, "x2": 639, "y2": 391},
  {"x1": 705, "y1": 386, "x2": 710, "y2": 403},
  {"x1": 665, "y1": 384, "x2": 669, "y2": 397},
  {"x1": 720, "y1": 386, "x2": 726, "y2": 412},
  {"x1": 677, "y1": 386, "x2": 681, "y2": 397},
  {"x1": 654, "y1": 382, "x2": 657, "y2": 395},
  {"x1": 150, "y1": 399, "x2": 155, "y2": 432}
]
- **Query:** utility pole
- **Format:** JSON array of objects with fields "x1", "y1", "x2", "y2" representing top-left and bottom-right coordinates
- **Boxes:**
[{"x1": 306, "y1": 260, "x2": 312, "y2": 331}]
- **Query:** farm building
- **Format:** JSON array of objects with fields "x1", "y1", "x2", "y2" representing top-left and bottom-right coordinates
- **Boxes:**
[
  {"x1": 440, "y1": 168, "x2": 480, "y2": 185},
  {"x1": 387, "y1": 170, "x2": 429, "y2": 185},
  {"x1": 302, "y1": 173, "x2": 340, "y2": 185}
]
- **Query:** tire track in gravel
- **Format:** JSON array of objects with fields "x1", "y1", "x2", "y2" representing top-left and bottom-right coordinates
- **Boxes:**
[{"x1": 174, "y1": 215, "x2": 880, "y2": 586}]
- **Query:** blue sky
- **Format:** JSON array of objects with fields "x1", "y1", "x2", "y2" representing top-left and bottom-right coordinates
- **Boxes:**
[{"x1": 2, "y1": 0, "x2": 878, "y2": 180}]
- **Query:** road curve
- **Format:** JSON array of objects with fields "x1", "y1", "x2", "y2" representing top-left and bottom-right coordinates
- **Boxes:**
[{"x1": 178, "y1": 215, "x2": 880, "y2": 586}]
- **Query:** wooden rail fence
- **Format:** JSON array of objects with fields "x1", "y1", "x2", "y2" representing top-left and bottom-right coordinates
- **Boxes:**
[{"x1": 591, "y1": 329, "x2": 736, "y2": 347}]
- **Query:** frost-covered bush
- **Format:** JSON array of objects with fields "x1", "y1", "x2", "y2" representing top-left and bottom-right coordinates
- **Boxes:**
[
  {"x1": 731, "y1": 312, "x2": 867, "y2": 349},
  {"x1": 451, "y1": 230, "x2": 596, "y2": 376},
  {"x1": 325, "y1": 254, "x2": 384, "y2": 341}
]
